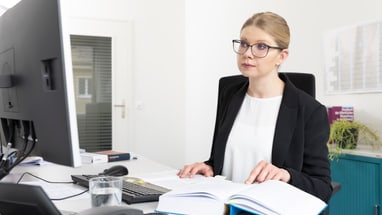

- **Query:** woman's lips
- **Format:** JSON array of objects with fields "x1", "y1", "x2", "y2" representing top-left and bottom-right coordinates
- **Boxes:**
[{"x1": 242, "y1": 63, "x2": 255, "y2": 68}]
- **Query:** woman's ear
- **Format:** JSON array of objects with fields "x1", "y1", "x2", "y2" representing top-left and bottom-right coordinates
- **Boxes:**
[{"x1": 278, "y1": 49, "x2": 289, "y2": 64}]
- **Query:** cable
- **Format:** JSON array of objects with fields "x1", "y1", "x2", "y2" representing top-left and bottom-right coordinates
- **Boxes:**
[
  {"x1": 0, "y1": 118, "x2": 11, "y2": 155},
  {"x1": 0, "y1": 119, "x2": 15, "y2": 169},
  {"x1": 0, "y1": 142, "x2": 11, "y2": 168},
  {"x1": 16, "y1": 172, "x2": 89, "y2": 201},
  {"x1": 16, "y1": 172, "x2": 74, "y2": 184},
  {"x1": 0, "y1": 120, "x2": 82, "y2": 202},
  {"x1": 7, "y1": 119, "x2": 15, "y2": 143},
  {"x1": 0, "y1": 120, "x2": 38, "y2": 180},
  {"x1": 50, "y1": 189, "x2": 89, "y2": 201},
  {"x1": 3, "y1": 136, "x2": 35, "y2": 173},
  {"x1": 21, "y1": 120, "x2": 31, "y2": 152}
]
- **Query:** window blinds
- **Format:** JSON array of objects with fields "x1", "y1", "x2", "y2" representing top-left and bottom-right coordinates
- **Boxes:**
[{"x1": 70, "y1": 35, "x2": 112, "y2": 152}]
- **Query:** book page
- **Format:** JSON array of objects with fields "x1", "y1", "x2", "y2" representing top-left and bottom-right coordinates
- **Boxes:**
[
  {"x1": 156, "y1": 177, "x2": 248, "y2": 215},
  {"x1": 165, "y1": 177, "x2": 247, "y2": 200},
  {"x1": 228, "y1": 180, "x2": 327, "y2": 215}
]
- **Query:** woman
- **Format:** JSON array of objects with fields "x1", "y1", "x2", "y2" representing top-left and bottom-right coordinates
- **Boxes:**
[{"x1": 178, "y1": 12, "x2": 332, "y2": 202}]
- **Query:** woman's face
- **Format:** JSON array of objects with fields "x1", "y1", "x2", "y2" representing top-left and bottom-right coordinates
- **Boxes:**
[{"x1": 237, "y1": 26, "x2": 287, "y2": 78}]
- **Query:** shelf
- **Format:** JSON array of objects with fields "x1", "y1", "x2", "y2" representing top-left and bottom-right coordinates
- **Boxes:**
[{"x1": 342, "y1": 144, "x2": 382, "y2": 158}]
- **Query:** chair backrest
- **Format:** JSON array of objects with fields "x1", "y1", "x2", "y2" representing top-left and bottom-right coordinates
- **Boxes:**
[
  {"x1": 0, "y1": 182, "x2": 61, "y2": 215},
  {"x1": 281, "y1": 72, "x2": 316, "y2": 98}
]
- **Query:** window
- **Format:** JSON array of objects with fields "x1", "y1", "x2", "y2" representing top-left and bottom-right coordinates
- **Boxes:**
[
  {"x1": 78, "y1": 77, "x2": 93, "y2": 98},
  {"x1": 71, "y1": 35, "x2": 112, "y2": 152}
]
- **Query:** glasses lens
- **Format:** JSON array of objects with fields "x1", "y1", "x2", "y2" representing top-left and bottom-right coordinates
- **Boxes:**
[
  {"x1": 252, "y1": 43, "x2": 268, "y2": 58},
  {"x1": 232, "y1": 41, "x2": 275, "y2": 58},
  {"x1": 233, "y1": 40, "x2": 247, "y2": 54},
  {"x1": 233, "y1": 40, "x2": 240, "y2": 53}
]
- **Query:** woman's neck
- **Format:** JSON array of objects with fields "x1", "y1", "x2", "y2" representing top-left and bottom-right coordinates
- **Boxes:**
[{"x1": 247, "y1": 74, "x2": 284, "y2": 98}]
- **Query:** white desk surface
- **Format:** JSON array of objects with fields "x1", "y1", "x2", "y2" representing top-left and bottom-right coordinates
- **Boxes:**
[{"x1": 1, "y1": 155, "x2": 176, "y2": 213}]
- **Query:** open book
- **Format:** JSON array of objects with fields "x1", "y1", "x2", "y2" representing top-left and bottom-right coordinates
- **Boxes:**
[{"x1": 155, "y1": 177, "x2": 327, "y2": 215}]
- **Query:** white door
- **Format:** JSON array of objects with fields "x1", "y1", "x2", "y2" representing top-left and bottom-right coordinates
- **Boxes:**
[{"x1": 67, "y1": 18, "x2": 133, "y2": 152}]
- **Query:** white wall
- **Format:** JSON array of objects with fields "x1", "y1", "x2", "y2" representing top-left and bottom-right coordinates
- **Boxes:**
[
  {"x1": 184, "y1": 0, "x2": 382, "y2": 165},
  {"x1": 63, "y1": 0, "x2": 382, "y2": 169},
  {"x1": 124, "y1": 0, "x2": 186, "y2": 168}
]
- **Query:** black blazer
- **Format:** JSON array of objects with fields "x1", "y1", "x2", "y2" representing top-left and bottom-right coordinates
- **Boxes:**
[{"x1": 205, "y1": 73, "x2": 332, "y2": 202}]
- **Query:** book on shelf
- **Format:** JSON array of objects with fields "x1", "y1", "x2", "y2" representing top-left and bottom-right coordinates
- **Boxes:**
[
  {"x1": 327, "y1": 106, "x2": 354, "y2": 124},
  {"x1": 80, "y1": 152, "x2": 108, "y2": 164},
  {"x1": 155, "y1": 177, "x2": 327, "y2": 215},
  {"x1": 95, "y1": 150, "x2": 132, "y2": 162}
]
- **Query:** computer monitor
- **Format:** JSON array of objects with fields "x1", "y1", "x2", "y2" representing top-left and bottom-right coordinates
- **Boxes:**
[{"x1": 0, "y1": 0, "x2": 81, "y2": 178}]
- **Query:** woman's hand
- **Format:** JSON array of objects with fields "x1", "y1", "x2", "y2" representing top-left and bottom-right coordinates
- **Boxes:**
[
  {"x1": 177, "y1": 162, "x2": 214, "y2": 178},
  {"x1": 245, "y1": 160, "x2": 290, "y2": 184}
]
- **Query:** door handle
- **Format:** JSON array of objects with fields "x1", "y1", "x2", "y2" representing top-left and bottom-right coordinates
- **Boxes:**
[{"x1": 113, "y1": 100, "x2": 125, "y2": 119}]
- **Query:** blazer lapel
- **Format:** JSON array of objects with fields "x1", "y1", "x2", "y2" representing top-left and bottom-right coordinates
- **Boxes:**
[
  {"x1": 219, "y1": 83, "x2": 247, "y2": 144},
  {"x1": 272, "y1": 103, "x2": 298, "y2": 166},
  {"x1": 272, "y1": 74, "x2": 299, "y2": 166},
  {"x1": 213, "y1": 80, "x2": 247, "y2": 173}
]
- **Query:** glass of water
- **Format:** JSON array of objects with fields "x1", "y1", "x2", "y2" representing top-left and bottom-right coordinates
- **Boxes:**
[{"x1": 89, "y1": 176, "x2": 123, "y2": 207}]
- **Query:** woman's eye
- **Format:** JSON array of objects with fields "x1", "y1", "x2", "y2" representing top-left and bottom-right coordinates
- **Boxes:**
[{"x1": 256, "y1": 43, "x2": 268, "y2": 50}]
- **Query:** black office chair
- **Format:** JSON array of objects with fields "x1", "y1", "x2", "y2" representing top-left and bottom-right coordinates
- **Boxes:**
[
  {"x1": 283, "y1": 72, "x2": 316, "y2": 98},
  {"x1": 282, "y1": 72, "x2": 341, "y2": 215}
]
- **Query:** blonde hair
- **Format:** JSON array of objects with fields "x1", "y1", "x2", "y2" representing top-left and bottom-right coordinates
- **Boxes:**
[{"x1": 241, "y1": 12, "x2": 290, "y2": 49}]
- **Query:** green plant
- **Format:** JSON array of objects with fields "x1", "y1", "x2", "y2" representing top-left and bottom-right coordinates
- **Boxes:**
[{"x1": 327, "y1": 119, "x2": 381, "y2": 160}]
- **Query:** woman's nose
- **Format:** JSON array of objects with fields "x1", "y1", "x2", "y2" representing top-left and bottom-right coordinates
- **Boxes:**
[{"x1": 243, "y1": 47, "x2": 254, "y2": 58}]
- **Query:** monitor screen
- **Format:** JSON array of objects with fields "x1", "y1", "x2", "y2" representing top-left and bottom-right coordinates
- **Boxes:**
[{"x1": 0, "y1": 0, "x2": 81, "y2": 176}]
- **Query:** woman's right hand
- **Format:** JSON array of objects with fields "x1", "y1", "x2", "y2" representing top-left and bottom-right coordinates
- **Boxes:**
[{"x1": 177, "y1": 162, "x2": 214, "y2": 178}]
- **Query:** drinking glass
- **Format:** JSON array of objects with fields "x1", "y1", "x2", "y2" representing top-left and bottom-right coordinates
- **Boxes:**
[{"x1": 89, "y1": 176, "x2": 123, "y2": 207}]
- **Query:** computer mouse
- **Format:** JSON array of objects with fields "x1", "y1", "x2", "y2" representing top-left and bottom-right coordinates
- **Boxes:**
[{"x1": 101, "y1": 165, "x2": 129, "y2": 176}]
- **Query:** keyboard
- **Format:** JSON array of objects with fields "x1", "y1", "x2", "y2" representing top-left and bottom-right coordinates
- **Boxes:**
[{"x1": 71, "y1": 175, "x2": 170, "y2": 204}]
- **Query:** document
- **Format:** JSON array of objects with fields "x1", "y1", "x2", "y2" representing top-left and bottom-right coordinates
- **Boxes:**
[{"x1": 155, "y1": 177, "x2": 327, "y2": 215}]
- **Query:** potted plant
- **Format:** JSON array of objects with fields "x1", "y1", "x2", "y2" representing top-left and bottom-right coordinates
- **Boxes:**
[{"x1": 328, "y1": 119, "x2": 381, "y2": 160}]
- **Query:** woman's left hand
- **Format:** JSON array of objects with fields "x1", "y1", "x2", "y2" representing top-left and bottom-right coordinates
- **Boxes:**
[{"x1": 245, "y1": 160, "x2": 291, "y2": 184}]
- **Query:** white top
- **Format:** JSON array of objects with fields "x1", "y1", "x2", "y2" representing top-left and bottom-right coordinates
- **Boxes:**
[{"x1": 222, "y1": 94, "x2": 282, "y2": 183}]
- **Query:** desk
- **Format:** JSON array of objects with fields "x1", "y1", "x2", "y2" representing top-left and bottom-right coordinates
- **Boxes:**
[{"x1": 1, "y1": 155, "x2": 175, "y2": 213}]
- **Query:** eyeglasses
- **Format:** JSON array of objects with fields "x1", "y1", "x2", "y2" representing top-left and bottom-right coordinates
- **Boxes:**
[{"x1": 232, "y1": 39, "x2": 284, "y2": 58}]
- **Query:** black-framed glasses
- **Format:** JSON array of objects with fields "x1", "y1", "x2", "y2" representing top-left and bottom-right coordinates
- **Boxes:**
[{"x1": 232, "y1": 39, "x2": 284, "y2": 58}]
